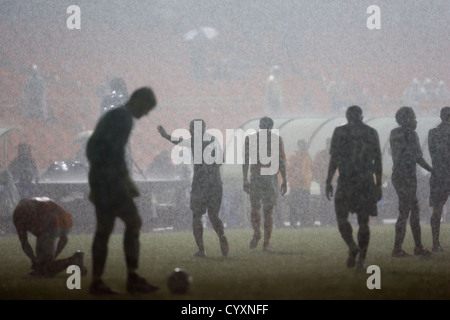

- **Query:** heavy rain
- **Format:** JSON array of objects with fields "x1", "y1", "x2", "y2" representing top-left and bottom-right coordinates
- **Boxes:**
[{"x1": 0, "y1": 0, "x2": 449, "y2": 304}]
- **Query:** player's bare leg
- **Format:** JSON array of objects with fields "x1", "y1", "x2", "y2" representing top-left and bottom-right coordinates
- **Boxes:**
[
  {"x1": 250, "y1": 204, "x2": 262, "y2": 249},
  {"x1": 430, "y1": 205, "x2": 444, "y2": 252},
  {"x1": 356, "y1": 214, "x2": 370, "y2": 271},
  {"x1": 263, "y1": 206, "x2": 274, "y2": 253},
  {"x1": 335, "y1": 207, "x2": 359, "y2": 268},
  {"x1": 192, "y1": 211, "x2": 206, "y2": 257}
]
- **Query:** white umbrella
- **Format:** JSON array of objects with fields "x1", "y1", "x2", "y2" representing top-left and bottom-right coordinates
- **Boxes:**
[
  {"x1": 183, "y1": 26, "x2": 218, "y2": 41},
  {"x1": 73, "y1": 130, "x2": 93, "y2": 143}
]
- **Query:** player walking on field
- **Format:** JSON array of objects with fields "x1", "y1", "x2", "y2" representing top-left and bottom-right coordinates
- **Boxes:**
[
  {"x1": 390, "y1": 106, "x2": 432, "y2": 257},
  {"x1": 243, "y1": 116, "x2": 287, "y2": 252},
  {"x1": 427, "y1": 107, "x2": 449, "y2": 253},
  {"x1": 326, "y1": 106, "x2": 382, "y2": 270}
]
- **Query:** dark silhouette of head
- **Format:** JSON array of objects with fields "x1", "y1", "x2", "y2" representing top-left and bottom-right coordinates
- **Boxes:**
[
  {"x1": 126, "y1": 87, "x2": 157, "y2": 119},
  {"x1": 395, "y1": 106, "x2": 417, "y2": 129},
  {"x1": 190, "y1": 119, "x2": 206, "y2": 136},
  {"x1": 346, "y1": 106, "x2": 363, "y2": 124},
  {"x1": 440, "y1": 106, "x2": 450, "y2": 122},
  {"x1": 259, "y1": 117, "x2": 274, "y2": 130}
]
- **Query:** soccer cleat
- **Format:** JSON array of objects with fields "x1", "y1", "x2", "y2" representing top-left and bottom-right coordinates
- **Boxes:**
[
  {"x1": 392, "y1": 249, "x2": 411, "y2": 258},
  {"x1": 346, "y1": 247, "x2": 359, "y2": 268},
  {"x1": 414, "y1": 246, "x2": 432, "y2": 256},
  {"x1": 89, "y1": 280, "x2": 119, "y2": 295},
  {"x1": 432, "y1": 245, "x2": 444, "y2": 253},
  {"x1": 127, "y1": 273, "x2": 159, "y2": 294},
  {"x1": 249, "y1": 233, "x2": 261, "y2": 249},
  {"x1": 193, "y1": 250, "x2": 207, "y2": 258},
  {"x1": 219, "y1": 235, "x2": 229, "y2": 257}
]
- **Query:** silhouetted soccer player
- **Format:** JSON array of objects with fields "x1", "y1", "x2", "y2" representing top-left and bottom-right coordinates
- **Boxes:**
[
  {"x1": 13, "y1": 197, "x2": 87, "y2": 277},
  {"x1": 428, "y1": 106, "x2": 450, "y2": 252},
  {"x1": 390, "y1": 106, "x2": 432, "y2": 258},
  {"x1": 243, "y1": 117, "x2": 287, "y2": 252},
  {"x1": 326, "y1": 106, "x2": 382, "y2": 270},
  {"x1": 157, "y1": 119, "x2": 229, "y2": 258},
  {"x1": 86, "y1": 87, "x2": 159, "y2": 294}
]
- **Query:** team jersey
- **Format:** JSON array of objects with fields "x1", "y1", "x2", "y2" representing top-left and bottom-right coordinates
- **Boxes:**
[{"x1": 13, "y1": 197, "x2": 73, "y2": 237}]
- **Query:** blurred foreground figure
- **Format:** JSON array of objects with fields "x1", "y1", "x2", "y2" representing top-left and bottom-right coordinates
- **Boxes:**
[
  {"x1": 243, "y1": 117, "x2": 287, "y2": 252},
  {"x1": 86, "y1": 87, "x2": 158, "y2": 295},
  {"x1": 326, "y1": 106, "x2": 382, "y2": 270},
  {"x1": 13, "y1": 197, "x2": 87, "y2": 277},
  {"x1": 390, "y1": 107, "x2": 432, "y2": 257},
  {"x1": 427, "y1": 106, "x2": 450, "y2": 252},
  {"x1": 158, "y1": 119, "x2": 229, "y2": 258}
]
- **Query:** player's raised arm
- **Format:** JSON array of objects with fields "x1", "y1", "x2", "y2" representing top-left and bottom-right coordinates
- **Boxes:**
[{"x1": 158, "y1": 125, "x2": 184, "y2": 145}]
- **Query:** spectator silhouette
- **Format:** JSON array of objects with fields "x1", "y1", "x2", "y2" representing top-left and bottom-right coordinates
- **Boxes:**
[
  {"x1": 265, "y1": 66, "x2": 284, "y2": 116},
  {"x1": 313, "y1": 138, "x2": 335, "y2": 225},
  {"x1": 287, "y1": 139, "x2": 313, "y2": 227},
  {"x1": 24, "y1": 65, "x2": 48, "y2": 119},
  {"x1": 8, "y1": 143, "x2": 40, "y2": 199}
]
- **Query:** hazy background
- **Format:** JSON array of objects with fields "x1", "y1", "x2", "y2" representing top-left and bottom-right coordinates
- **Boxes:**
[{"x1": 0, "y1": 0, "x2": 449, "y2": 170}]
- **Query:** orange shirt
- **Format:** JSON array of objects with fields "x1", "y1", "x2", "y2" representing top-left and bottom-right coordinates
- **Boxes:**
[
  {"x1": 287, "y1": 151, "x2": 313, "y2": 191},
  {"x1": 13, "y1": 197, "x2": 73, "y2": 237}
]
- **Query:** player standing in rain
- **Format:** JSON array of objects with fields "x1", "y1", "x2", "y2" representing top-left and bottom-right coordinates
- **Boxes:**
[
  {"x1": 427, "y1": 107, "x2": 449, "y2": 252},
  {"x1": 326, "y1": 106, "x2": 382, "y2": 270},
  {"x1": 86, "y1": 87, "x2": 159, "y2": 294},
  {"x1": 390, "y1": 106, "x2": 432, "y2": 257},
  {"x1": 157, "y1": 119, "x2": 229, "y2": 258},
  {"x1": 243, "y1": 116, "x2": 287, "y2": 252}
]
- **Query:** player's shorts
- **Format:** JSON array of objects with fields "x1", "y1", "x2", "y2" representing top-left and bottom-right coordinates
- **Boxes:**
[
  {"x1": 334, "y1": 180, "x2": 378, "y2": 217},
  {"x1": 429, "y1": 175, "x2": 450, "y2": 207},
  {"x1": 94, "y1": 195, "x2": 139, "y2": 228},
  {"x1": 249, "y1": 174, "x2": 278, "y2": 209},
  {"x1": 190, "y1": 184, "x2": 223, "y2": 214}
]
